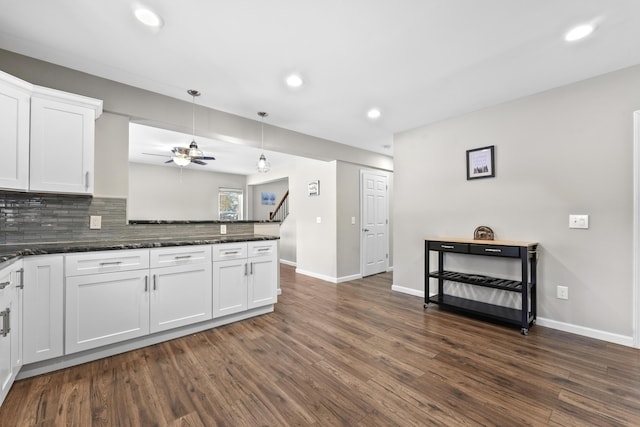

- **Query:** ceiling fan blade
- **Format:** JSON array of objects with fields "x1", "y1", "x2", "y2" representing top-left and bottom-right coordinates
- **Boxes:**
[
  {"x1": 142, "y1": 152, "x2": 170, "y2": 157},
  {"x1": 201, "y1": 156, "x2": 216, "y2": 160},
  {"x1": 165, "y1": 159, "x2": 174, "y2": 164},
  {"x1": 192, "y1": 159, "x2": 207, "y2": 165}
]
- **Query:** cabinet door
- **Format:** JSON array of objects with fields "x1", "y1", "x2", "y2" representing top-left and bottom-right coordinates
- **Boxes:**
[
  {"x1": 23, "y1": 255, "x2": 64, "y2": 364},
  {"x1": 212, "y1": 258, "x2": 248, "y2": 318},
  {"x1": 10, "y1": 262, "x2": 23, "y2": 374},
  {"x1": 66, "y1": 270, "x2": 149, "y2": 354},
  {"x1": 248, "y1": 241, "x2": 278, "y2": 309},
  {"x1": 29, "y1": 96, "x2": 95, "y2": 194},
  {"x1": 0, "y1": 73, "x2": 30, "y2": 191},
  {"x1": 248, "y1": 256, "x2": 278, "y2": 309},
  {"x1": 0, "y1": 267, "x2": 14, "y2": 402},
  {"x1": 150, "y1": 263, "x2": 212, "y2": 333}
]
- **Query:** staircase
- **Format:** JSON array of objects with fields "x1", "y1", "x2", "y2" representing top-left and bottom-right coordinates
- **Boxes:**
[{"x1": 269, "y1": 190, "x2": 289, "y2": 222}]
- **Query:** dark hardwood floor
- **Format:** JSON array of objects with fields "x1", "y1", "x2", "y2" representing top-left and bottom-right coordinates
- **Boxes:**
[{"x1": 2, "y1": 264, "x2": 640, "y2": 426}]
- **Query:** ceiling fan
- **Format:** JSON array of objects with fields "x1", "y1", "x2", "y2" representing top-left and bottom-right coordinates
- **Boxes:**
[{"x1": 142, "y1": 89, "x2": 216, "y2": 167}]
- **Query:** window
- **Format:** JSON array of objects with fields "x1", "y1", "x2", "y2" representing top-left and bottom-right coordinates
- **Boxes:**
[{"x1": 218, "y1": 188, "x2": 243, "y2": 220}]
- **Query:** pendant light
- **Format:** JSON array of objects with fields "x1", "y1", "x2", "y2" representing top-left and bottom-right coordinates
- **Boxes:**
[{"x1": 256, "y1": 111, "x2": 271, "y2": 173}]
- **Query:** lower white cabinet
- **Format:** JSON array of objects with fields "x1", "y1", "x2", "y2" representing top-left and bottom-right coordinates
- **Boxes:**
[
  {"x1": 212, "y1": 241, "x2": 278, "y2": 318},
  {"x1": 22, "y1": 255, "x2": 64, "y2": 364},
  {"x1": 149, "y1": 246, "x2": 212, "y2": 333},
  {"x1": 66, "y1": 269, "x2": 150, "y2": 354},
  {"x1": 0, "y1": 260, "x2": 23, "y2": 407}
]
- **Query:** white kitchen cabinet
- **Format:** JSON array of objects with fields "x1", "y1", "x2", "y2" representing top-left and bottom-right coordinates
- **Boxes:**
[
  {"x1": 212, "y1": 241, "x2": 278, "y2": 318},
  {"x1": 65, "y1": 250, "x2": 150, "y2": 354},
  {"x1": 0, "y1": 260, "x2": 23, "y2": 407},
  {"x1": 0, "y1": 71, "x2": 31, "y2": 191},
  {"x1": 149, "y1": 246, "x2": 212, "y2": 333},
  {"x1": 248, "y1": 241, "x2": 278, "y2": 309},
  {"x1": 29, "y1": 86, "x2": 102, "y2": 195},
  {"x1": 212, "y1": 257, "x2": 248, "y2": 317},
  {"x1": 22, "y1": 255, "x2": 64, "y2": 364}
]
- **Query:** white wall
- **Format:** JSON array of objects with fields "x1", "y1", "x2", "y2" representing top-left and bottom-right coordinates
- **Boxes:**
[
  {"x1": 250, "y1": 179, "x2": 289, "y2": 220},
  {"x1": 128, "y1": 163, "x2": 246, "y2": 220},
  {"x1": 393, "y1": 64, "x2": 640, "y2": 339},
  {"x1": 295, "y1": 158, "x2": 338, "y2": 279}
]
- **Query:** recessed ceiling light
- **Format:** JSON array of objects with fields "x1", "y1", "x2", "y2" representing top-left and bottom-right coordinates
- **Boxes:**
[
  {"x1": 285, "y1": 74, "x2": 304, "y2": 88},
  {"x1": 367, "y1": 108, "x2": 381, "y2": 120},
  {"x1": 133, "y1": 5, "x2": 164, "y2": 28},
  {"x1": 565, "y1": 24, "x2": 595, "y2": 42}
]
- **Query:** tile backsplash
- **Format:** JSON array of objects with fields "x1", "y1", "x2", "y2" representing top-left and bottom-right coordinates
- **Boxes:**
[{"x1": 0, "y1": 191, "x2": 254, "y2": 245}]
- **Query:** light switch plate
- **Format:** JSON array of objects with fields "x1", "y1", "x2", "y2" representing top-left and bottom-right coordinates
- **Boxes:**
[
  {"x1": 569, "y1": 214, "x2": 589, "y2": 229},
  {"x1": 316, "y1": 217, "x2": 322, "y2": 224},
  {"x1": 351, "y1": 216, "x2": 356, "y2": 225},
  {"x1": 89, "y1": 215, "x2": 102, "y2": 230}
]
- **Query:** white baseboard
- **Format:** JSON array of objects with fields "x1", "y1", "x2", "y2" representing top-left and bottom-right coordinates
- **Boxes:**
[
  {"x1": 295, "y1": 268, "x2": 338, "y2": 283},
  {"x1": 280, "y1": 259, "x2": 297, "y2": 267},
  {"x1": 535, "y1": 317, "x2": 635, "y2": 347},
  {"x1": 338, "y1": 273, "x2": 362, "y2": 283},
  {"x1": 392, "y1": 284, "x2": 424, "y2": 298},
  {"x1": 387, "y1": 266, "x2": 394, "y2": 272}
]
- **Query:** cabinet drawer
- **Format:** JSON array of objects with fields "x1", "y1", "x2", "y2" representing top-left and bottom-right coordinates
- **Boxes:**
[
  {"x1": 428, "y1": 241, "x2": 468, "y2": 253},
  {"x1": 212, "y1": 243, "x2": 247, "y2": 261},
  {"x1": 150, "y1": 245, "x2": 211, "y2": 268},
  {"x1": 469, "y1": 244, "x2": 520, "y2": 257},
  {"x1": 248, "y1": 241, "x2": 277, "y2": 258},
  {"x1": 65, "y1": 249, "x2": 150, "y2": 276}
]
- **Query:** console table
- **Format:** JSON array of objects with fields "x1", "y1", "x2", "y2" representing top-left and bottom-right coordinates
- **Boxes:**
[{"x1": 424, "y1": 238, "x2": 538, "y2": 334}]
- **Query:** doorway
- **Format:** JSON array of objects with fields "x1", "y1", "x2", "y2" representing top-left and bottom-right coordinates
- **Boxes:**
[{"x1": 360, "y1": 170, "x2": 389, "y2": 277}]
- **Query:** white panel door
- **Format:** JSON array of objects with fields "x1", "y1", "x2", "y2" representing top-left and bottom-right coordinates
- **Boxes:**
[
  {"x1": 0, "y1": 267, "x2": 14, "y2": 399},
  {"x1": 66, "y1": 270, "x2": 149, "y2": 354},
  {"x1": 149, "y1": 262, "x2": 213, "y2": 333},
  {"x1": 29, "y1": 96, "x2": 94, "y2": 194},
  {"x1": 248, "y1": 256, "x2": 277, "y2": 309},
  {"x1": 212, "y1": 258, "x2": 248, "y2": 318},
  {"x1": 23, "y1": 255, "x2": 64, "y2": 364},
  {"x1": 0, "y1": 73, "x2": 30, "y2": 191},
  {"x1": 361, "y1": 171, "x2": 389, "y2": 277}
]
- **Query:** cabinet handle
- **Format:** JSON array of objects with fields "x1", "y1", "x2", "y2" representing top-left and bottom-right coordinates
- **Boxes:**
[
  {"x1": 100, "y1": 261, "x2": 122, "y2": 266},
  {"x1": 85, "y1": 171, "x2": 90, "y2": 190},
  {"x1": 174, "y1": 255, "x2": 192, "y2": 260},
  {"x1": 244, "y1": 263, "x2": 248, "y2": 276},
  {"x1": 0, "y1": 281, "x2": 9, "y2": 290},
  {"x1": 17, "y1": 268, "x2": 24, "y2": 289},
  {"x1": 224, "y1": 251, "x2": 239, "y2": 255},
  {"x1": 484, "y1": 248, "x2": 501, "y2": 253},
  {"x1": 153, "y1": 274, "x2": 157, "y2": 290},
  {"x1": 1, "y1": 308, "x2": 10, "y2": 337},
  {"x1": 257, "y1": 248, "x2": 270, "y2": 252},
  {"x1": 250, "y1": 262, "x2": 253, "y2": 275},
  {"x1": 441, "y1": 245, "x2": 455, "y2": 249},
  {"x1": 144, "y1": 275, "x2": 148, "y2": 292}
]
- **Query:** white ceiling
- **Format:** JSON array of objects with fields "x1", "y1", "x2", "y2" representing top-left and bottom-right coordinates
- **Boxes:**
[{"x1": 1, "y1": 0, "x2": 640, "y2": 156}]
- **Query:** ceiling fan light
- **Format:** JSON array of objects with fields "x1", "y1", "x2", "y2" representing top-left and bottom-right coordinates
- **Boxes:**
[{"x1": 173, "y1": 155, "x2": 191, "y2": 167}]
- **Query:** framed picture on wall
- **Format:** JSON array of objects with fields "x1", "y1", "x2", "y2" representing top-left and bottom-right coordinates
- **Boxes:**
[
  {"x1": 308, "y1": 180, "x2": 320, "y2": 196},
  {"x1": 261, "y1": 192, "x2": 276, "y2": 205},
  {"x1": 466, "y1": 145, "x2": 495, "y2": 180}
]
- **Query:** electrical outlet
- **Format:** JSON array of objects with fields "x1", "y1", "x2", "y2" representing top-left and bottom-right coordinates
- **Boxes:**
[
  {"x1": 89, "y1": 215, "x2": 102, "y2": 230},
  {"x1": 557, "y1": 285, "x2": 568, "y2": 300},
  {"x1": 220, "y1": 224, "x2": 227, "y2": 235}
]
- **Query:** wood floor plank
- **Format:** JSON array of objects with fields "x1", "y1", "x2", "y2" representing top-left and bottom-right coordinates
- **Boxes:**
[{"x1": 2, "y1": 264, "x2": 640, "y2": 426}]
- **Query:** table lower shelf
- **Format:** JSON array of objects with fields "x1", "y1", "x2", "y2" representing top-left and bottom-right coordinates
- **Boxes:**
[{"x1": 427, "y1": 294, "x2": 534, "y2": 329}]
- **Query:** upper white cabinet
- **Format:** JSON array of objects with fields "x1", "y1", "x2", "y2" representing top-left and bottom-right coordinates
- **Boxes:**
[
  {"x1": 29, "y1": 87, "x2": 102, "y2": 194},
  {"x1": 0, "y1": 71, "x2": 31, "y2": 191},
  {"x1": 0, "y1": 69, "x2": 102, "y2": 194}
]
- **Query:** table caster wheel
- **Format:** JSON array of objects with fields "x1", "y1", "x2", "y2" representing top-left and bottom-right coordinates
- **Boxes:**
[
  {"x1": 521, "y1": 328, "x2": 528, "y2": 335},
  {"x1": 423, "y1": 304, "x2": 429, "y2": 309}
]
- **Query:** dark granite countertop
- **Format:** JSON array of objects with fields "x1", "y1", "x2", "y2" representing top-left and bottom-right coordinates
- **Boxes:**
[
  {"x1": 0, "y1": 235, "x2": 279, "y2": 264},
  {"x1": 128, "y1": 220, "x2": 281, "y2": 225}
]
